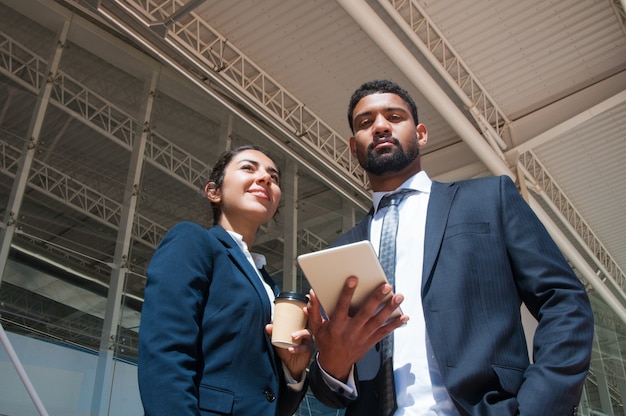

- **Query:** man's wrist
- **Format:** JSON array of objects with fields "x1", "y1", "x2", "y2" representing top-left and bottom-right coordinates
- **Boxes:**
[
  {"x1": 317, "y1": 353, "x2": 352, "y2": 383},
  {"x1": 316, "y1": 355, "x2": 357, "y2": 398}
]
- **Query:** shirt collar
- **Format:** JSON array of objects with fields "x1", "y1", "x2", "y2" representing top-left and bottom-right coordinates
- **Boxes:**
[
  {"x1": 225, "y1": 229, "x2": 267, "y2": 269},
  {"x1": 372, "y1": 170, "x2": 432, "y2": 214}
]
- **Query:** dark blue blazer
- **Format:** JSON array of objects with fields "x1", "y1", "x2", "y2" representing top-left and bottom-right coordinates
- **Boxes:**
[
  {"x1": 310, "y1": 175, "x2": 593, "y2": 416},
  {"x1": 138, "y1": 222, "x2": 306, "y2": 415}
]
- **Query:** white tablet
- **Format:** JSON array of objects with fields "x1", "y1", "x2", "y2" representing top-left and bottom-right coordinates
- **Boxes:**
[{"x1": 297, "y1": 240, "x2": 402, "y2": 319}]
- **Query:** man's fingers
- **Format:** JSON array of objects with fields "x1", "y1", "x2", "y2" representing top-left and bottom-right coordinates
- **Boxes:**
[
  {"x1": 306, "y1": 289, "x2": 325, "y2": 333},
  {"x1": 332, "y1": 276, "x2": 358, "y2": 317},
  {"x1": 355, "y1": 292, "x2": 408, "y2": 337},
  {"x1": 351, "y1": 282, "x2": 393, "y2": 323}
]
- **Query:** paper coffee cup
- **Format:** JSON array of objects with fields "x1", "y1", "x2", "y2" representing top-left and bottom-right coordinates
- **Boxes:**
[{"x1": 271, "y1": 291, "x2": 308, "y2": 349}]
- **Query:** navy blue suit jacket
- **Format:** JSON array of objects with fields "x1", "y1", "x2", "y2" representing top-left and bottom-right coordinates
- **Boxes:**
[
  {"x1": 310, "y1": 175, "x2": 593, "y2": 416},
  {"x1": 138, "y1": 222, "x2": 306, "y2": 415}
]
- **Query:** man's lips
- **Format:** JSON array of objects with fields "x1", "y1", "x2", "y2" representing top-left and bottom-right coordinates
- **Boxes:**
[{"x1": 371, "y1": 137, "x2": 397, "y2": 150}]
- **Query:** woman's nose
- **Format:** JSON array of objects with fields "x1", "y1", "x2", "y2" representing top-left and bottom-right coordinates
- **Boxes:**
[{"x1": 256, "y1": 170, "x2": 271, "y2": 183}]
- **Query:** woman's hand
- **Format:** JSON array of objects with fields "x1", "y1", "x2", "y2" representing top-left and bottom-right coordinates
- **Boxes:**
[{"x1": 266, "y1": 316, "x2": 314, "y2": 381}]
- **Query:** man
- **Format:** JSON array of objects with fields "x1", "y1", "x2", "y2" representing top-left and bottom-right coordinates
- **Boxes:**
[{"x1": 307, "y1": 80, "x2": 594, "y2": 415}]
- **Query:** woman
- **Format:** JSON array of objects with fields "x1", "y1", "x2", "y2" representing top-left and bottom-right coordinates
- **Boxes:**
[{"x1": 138, "y1": 145, "x2": 312, "y2": 415}]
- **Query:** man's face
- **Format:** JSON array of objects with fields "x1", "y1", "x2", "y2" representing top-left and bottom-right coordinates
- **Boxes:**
[{"x1": 349, "y1": 93, "x2": 425, "y2": 176}]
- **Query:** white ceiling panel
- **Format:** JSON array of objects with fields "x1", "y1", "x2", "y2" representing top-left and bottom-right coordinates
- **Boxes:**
[{"x1": 418, "y1": 0, "x2": 626, "y2": 119}]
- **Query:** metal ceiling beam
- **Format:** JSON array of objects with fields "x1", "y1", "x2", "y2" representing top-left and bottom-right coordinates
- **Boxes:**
[
  {"x1": 529, "y1": 193, "x2": 626, "y2": 325},
  {"x1": 0, "y1": 30, "x2": 325, "y2": 257},
  {"x1": 518, "y1": 151, "x2": 626, "y2": 306},
  {"x1": 0, "y1": 136, "x2": 326, "y2": 273},
  {"x1": 613, "y1": 0, "x2": 626, "y2": 38},
  {"x1": 147, "y1": 0, "x2": 207, "y2": 37},
  {"x1": 509, "y1": 90, "x2": 626, "y2": 155},
  {"x1": 0, "y1": 30, "x2": 210, "y2": 191},
  {"x1": 0, "y1": 137, "x2": 166, "y2": 250},
  {"x1": 91, "y1": 0, "x2": 371, "y2": 210},
  {"x1": 379, "y1": 0, "x2": 626, "y2": 303},
  {"x1": 0, "y1": 34, "x2": 326, "y2": 271},
  {"x1": 337, "y1": 0, "x2": 513, "y2": 179},
  {"x1": 378, "y1": 0, "x2": 509, "y2": 153},
  {"x1": 378, "y1": 0, "x2": 626, "y2": 296}
]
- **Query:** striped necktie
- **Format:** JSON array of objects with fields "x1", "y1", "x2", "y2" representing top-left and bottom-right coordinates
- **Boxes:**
[{"x1": 377, "y1": 190, "x2": 411, "y2": 416}]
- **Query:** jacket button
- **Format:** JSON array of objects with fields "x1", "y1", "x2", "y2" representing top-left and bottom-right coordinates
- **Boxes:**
[{"x1": 264, "y1": 388, "x2": 276, "y2": 402}]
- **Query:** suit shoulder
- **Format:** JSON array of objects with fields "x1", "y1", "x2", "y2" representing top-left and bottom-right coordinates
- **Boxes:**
[
  {"x1": 168, "y1": 220, "x2": 206, "y2": 231},
  {"x1": 331, "y1": 217, "x2": 370, "y2": 247},
  {"x1": 157, "y1": 221, "x2": 215, "y2": 249},
  {"x1": 453, "y1": 175, "x2": 508, "y2": 186},
  {"x1": 164, "y1": 221, "x2": 210, "y2": 238},
  {"x1": 435, "y1": 175, "x2": 512, "y2": 190}
]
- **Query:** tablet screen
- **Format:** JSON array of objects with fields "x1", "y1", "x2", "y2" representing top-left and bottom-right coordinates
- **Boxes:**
[{"x1": 297, "y1": 240, "x2": 402, "y2": 319}]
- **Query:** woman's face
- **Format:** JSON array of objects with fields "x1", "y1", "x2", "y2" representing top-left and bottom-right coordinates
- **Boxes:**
[{"x1": 213, "y1": 149, "x2": 281, "y2": 227}]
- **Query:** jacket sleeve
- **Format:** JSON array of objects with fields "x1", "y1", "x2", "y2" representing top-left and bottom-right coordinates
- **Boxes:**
[
  {"x1": 278, "y1": 372, "x2": 309, "y2": 416},
  {"x1": 138, "y1": 222, "x2": 214, "y2": 416},
  {"x1": 499, "y1": 176, "x2": 594, "y2": 415},
  {"x1": 308, "y1": 357, "x2": 357, "y2": 409}
]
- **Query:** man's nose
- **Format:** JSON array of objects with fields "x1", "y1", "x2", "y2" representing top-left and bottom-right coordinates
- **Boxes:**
[{"x1": 373, "y1": 115, "x2": 391, "y2": 135}]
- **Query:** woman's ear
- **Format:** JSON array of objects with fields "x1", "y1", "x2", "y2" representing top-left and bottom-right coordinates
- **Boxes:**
[{"x1": 204, "y1": 182, "x2": 221, "y2": 203}]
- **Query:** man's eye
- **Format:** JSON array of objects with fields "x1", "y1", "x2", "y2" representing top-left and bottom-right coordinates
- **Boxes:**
[{"x1": 358, "y1": 119, "x2": 371, "y2": 128}]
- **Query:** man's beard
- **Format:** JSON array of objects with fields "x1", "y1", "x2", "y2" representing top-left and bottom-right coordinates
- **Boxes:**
[{"x1": 360, "y1": 137, "x2": 420, "y2": 176}]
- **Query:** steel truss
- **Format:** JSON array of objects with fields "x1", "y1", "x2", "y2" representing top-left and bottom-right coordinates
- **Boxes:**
[
  {"x1": 379, "y1": 0, "x2": 626, "y2": 301},
  {"x1": 519, "y1": 151, "x2": 626, "y2": 295},
  {"x1": 100, "y1": 0, "x2": 369, "y2": 190},
  {"x1": 0, "y1": 28, "x2": 328, "y2": 272}
]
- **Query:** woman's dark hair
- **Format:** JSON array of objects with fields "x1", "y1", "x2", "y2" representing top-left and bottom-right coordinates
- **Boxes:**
[
  {"x1": 347, "y1": 79, "x2": 419, "y2": 134},
  {"x1": 207, "y1": 144, "x2": 281, "y2": 225}
]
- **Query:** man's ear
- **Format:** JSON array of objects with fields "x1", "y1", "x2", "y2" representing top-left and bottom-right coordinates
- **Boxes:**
[
  {"x1": 204, "y1": 182, "x2": 221, "y2": 203},
  {"x1": 416, "y1": 123, "x2": 428, "y2": 147},
  {"x1": 349, "y1": 136, "x2": 357, "y2": 158}
]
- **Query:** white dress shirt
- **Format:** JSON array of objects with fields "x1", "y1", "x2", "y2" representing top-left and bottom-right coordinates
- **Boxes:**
[
  {"x1": 226, "y1": 230, "x2": 306, "y2": 389},
  {"x1": 371, "y1": 171, "x2": 459, "y2": 415},
  {"x1": 318, "y1": 171, "x2": 459, "y2": 415}
]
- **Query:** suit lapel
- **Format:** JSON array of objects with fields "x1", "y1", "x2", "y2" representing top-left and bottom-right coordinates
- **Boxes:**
[
  {"x1": 210, "y1": 226, "x2": 279, "y2": 374},
  {"x1": 422, "y1": 181, "x2": 457, "y2": 293},
  {"x1": 259, "y1": 267, "x2": 279, "y2": 297},
  {"x1": 353, "y1": 216, "x2": 371, "y2": 241},
  {"x1": 211, "y1": 226, "x2": 274, "y2": 319}
]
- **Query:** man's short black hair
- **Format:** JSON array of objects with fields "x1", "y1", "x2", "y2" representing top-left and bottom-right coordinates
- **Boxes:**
[{"x1": 347, "y1": 80, "x2": 419, "y2": 134}]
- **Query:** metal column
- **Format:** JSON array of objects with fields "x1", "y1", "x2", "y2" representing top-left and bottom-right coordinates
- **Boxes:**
[
  {"x1": 592, "y1": 329, "x2": 616, "y2": 416},
  {"x1": 281, "y1": 160, "x2": 298, "y2": 291},
  {"x1": 91, "y1": 68, "x2": 161, "y2": 415},
  {"x1": 0, "y1": 17, "x2": 71, "y2": 283}
]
